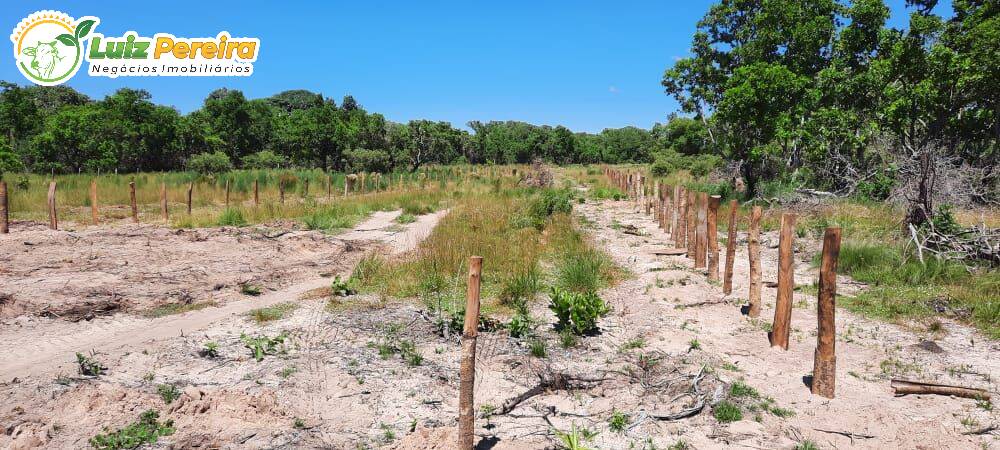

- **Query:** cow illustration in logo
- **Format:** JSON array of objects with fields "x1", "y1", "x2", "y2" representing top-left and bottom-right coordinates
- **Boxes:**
[{"x1": 22, "y1": 40, "x2": 64, "y2": 79}]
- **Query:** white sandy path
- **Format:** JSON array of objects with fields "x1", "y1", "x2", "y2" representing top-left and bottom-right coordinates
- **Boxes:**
[{"x1": 0, "y1": 209, "x2": 446, "y2": 381}]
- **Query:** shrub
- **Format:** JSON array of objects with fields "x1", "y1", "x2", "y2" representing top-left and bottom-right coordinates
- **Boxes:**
[
  {"x1": 330, "y1": 275, "x2": 356, "y2": 297},
  {"x1": 241, "y1": 332, "x2": 287, "y2": 361},
  {"x1": 156, "y1": 384, "x2": 180, "y2": 404},
  {"x1": 528, "y1": 188, "x2": 573, "y2": 227},
  {"x1": 507, "y1": 312, "x2": 535, "y2": 338},
  {"x1": 187, "y1": 151, "x2": 233, "y2": 174},
  {"x1": 548, "y1": 287, "x2": 610, "y2": 335},
  {"x1": 76, "y1": 352, "x2": 106, "y2": 376},
  {"x1": 89, "y1": 410, "x2": 174, "y2": 450},
  {"x1": 240, "y1": 150, "x2": 285, "y2": 169},
  {"x1": 343, "y1": 148, "x2": 392, "y2": 173}
]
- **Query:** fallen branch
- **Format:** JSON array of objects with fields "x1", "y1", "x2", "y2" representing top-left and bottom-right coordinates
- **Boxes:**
[
  {"x1": 813, "y1": 428, "x2": 876, "y2": 442},
  {"x1": 494, "y1": 372, "x2": 605, "y2": 416},
  {"x1": 962, "y1": 425, "x2": 998, "y2": 436},
  {"x1": 890, "y1": 379, "x2": 991, "y2": 400}
]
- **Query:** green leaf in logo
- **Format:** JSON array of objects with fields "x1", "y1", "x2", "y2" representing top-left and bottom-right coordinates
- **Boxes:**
[
  {"x1": 75, "y1": 19, "x2": 96, "y2": 39},
  {"x1": 55, "y1": 34, "x2": 78, "y2": 47}
]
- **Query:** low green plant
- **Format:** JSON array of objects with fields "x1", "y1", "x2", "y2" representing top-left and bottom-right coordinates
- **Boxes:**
[
  {"x1": 156, "y1": 384, "x2": 180, "y2": 404},
  {"x1": 729, "y1": 380, "x2": 759, "y2": 398},
  {"x1": 712, "y1": 401, "x2": 743, "y2": 423},
  {"x1": 199, "y1": 341, "x2": 219, "y2": 358},
  {"x1": 293, "y1": 418, "x2": 306, "y2": 429},
  {"x1": 794, "y1": 441, "x2": 819, "y2": 450},
  {"x1": 240, "y1": 332, "x2": 287, "y2": 362},
  {"x1": 395, "y1": 213, "x2": 416, "y2": 224},
  {"x1": 330, "y1": 275, "x2": 356, "y2": 297},
  {"x1": 76, "y1": 351, "x2": 106, "y2": 376},
  {"x1": 548, "y1": 287, "x2": 610, "y2": 335},
  {"x1": 559, "y1": 329, "x2": 579, "y2": 348},
  {"x1": 507, "y1": 312, "x2": 535, "y2": 338},
  {"x1": 608, "y1": 410, "x2": 629, "y2": 433},
  {"x1": 88, "y1": 410, "x2": 175, "y2": 450},
  {"x1": 240, "y1": 283, "x2": 262, "y2": 296},
  {"x1": 688, "y1": 339, "x2": 701, "y2": 351},
  {"x1": 529, "y1": 339, "x2": 547, "y2": 358},
  {"x1": 553, "y1": 422, "x2": 597, "y2": 450}
]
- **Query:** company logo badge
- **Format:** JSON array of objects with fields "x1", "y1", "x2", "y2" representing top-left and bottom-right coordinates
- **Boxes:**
[
  {"x1": 10, "y1": 11, "x2": 96, "y2": 86},
  {"x1": 11, "y1": 10, "x2": 260, "y2": 86}
]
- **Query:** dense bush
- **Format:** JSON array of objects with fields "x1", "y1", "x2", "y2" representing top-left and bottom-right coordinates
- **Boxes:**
[
  {"x1": 548, "y1": 287, "x2": 609, "y2": 335},
  {"x1": 187, "y1": 151, "x2": 233, "y2": 174},
  {"x1": 344, "y1": 148, "x2": 392, "y2": 173},
  {"x1": 241, "y1": 150, "x2": 285, "y2": 169},
  {"x1": 651, "y1": 149, "x2": 722, "y2": 177},
  {"x1": 527, "y1": 188, "x2": 574, "y2": 228}
]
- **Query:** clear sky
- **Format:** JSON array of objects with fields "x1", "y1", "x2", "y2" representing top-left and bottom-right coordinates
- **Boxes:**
[{"x1": 2, "y1": 0, "x2": 949, "y2": 133}]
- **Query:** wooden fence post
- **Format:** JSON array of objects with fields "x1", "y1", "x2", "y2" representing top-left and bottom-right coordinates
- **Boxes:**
[
  {"x1": 770, "y1": 213, "x2": 796, "y2": 350},
  {"x1": 695, "y1": 192, "x2": 708, "y2": 269},
  {"x1": 303, "y1": 179, "x2": 309, "y2": 198},
  {"x1": 459, "y1": 256, "x2": 483, "y2": 449},
  {"x1": 129, "y1": 181, "x2": 138, "y2": 223},
  {"x1": 707, "y1": 195, "x2": 721, "y2": 280},
  {"x1": 253, "y1": 180, "x2": 259, "y2": 206},
  {"x1": 675, "y1": 186, "x2": 686, "y2": 249},
  {"x1": 225, "y1": 179, "x2": 231, "y2": 206},
  {"x1": 686, "y1": 191, "x2": 696, "y2": 258},
  {"x1": 160, "y1": 183, "x2": 168, "y2": 222},
  {"x1": 748, "y1": 206, "x2": 762, "y2": 317},
  {"x1": 90, "y1": 179, "x2": 99, "y2": 225},
  {"x1": 672, "y1": 185, "x2": 680, "y2": 240},
  {"x1": 186, "y1": 182, "x2": 193, "y2": 215},
  {"x1": 47, "y1": 181, "x2": 57, "y2": 230},
  {"x1": 0, "y1": 181, "x2": 8, "y2": 234},
  {"x1": 279, "y1": 180, "x2": 285, "y2": 204},
  {"x1": 723, "y1": 200, "x2": 738, "y2": 295},
  {"x1": 326, "y1": 175, "x2": 332, "y2": 199},
  {"x1": 812, "y1": 227, "x2": 841, "y2": 398}
]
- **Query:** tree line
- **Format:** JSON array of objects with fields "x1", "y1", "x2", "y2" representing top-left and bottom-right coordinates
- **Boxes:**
[
  {"x1": 662, "y1": 0, "x2": 997, "y2": 209},
  {"x1": 0, "y1": 82, "x2": 716, "y2": 176}
]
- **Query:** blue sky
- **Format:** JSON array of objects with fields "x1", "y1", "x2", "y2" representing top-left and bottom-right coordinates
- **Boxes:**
[{"x1": 3, "y1": 0, "x2": 950, "y2": 133}]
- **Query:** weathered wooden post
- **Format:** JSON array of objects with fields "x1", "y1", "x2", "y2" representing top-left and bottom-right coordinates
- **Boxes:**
[
  {"x1": 360, "y1": 172, "x2": 366, "y2": 193},
  {"x1": 686, "y1": 191, "x2": 696, "y2": 259},
  {"x1": 160, "y1": 183, "x2": 168, "y2": 222},
  {"x1": 278, "y1": 179, "x2": 285, "y2": 204},
  {"x1": 326, "y1": 175, "x2": 332, "y2": 199},
  {"x1": 47, "y1": 181, "x2": 57, "y2": 230},
  {"x1": 770, "y1": 213, "x2": 796, "y2": 350},
  {"x1": 672, "y1": 185, "x2": 681, "y2": 239},
  {"x1": 695, "y1": 192, "x2": 708, "y2": 269},
  {"x1": 225, "y1": 179, "x2": 231, "y2": 206},
  {"x1": 707, "y1": 195, "x2": 721, "y2": 281},
  {"x1": 186, "y1": 182, "x2": 193, "y2": 215},
  {"x1": 129, "y1": 181, "x2": 138, "y2": 223},
  {"x1": 747, "y1": 206, "x2": 762, "y2": 317},
  {"x1": 675, "y1": 186, "x2": 686, "y2": 249},
  {"x1": 253, "y1": 180, "x2": 259, "y2": 206},
  {"x1": 303, "y1": 178, "x2": 309, "y2": 198},
  {"x1": 459, "y1": 256, "x2": 483, "y2": 449},
  {"x1": 0, "y1": 180, "x2": 8, "y2": 234},
  {"x1": 90, "y1": 179, "x2": 99, "y2": 225},
  {"x1": 345, "y1": 174, "x2": 356, "y2": 196},
  {"x1": 723, "y1": 200, "x2": 738, "y2": 295},
  {"x1": 812, "y1": 227, "x2": 841, "y2": 398}
]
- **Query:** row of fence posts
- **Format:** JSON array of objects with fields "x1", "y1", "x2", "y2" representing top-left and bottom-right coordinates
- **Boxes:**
[
  {"x1": 603, "y1": 166, "x2": 841, "y2": 399},
  {"x1": 0, "y1": 170, "x2": 440, "y2": 233}
]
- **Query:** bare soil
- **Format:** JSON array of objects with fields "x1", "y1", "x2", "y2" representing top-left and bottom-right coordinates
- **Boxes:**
[{"x1": 0, "y1": 197, "x2": 996, "y2": 450}]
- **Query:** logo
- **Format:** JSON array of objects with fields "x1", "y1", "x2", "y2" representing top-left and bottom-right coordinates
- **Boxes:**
[
  {"x1": 11, "y1": 10, "x2": 260, "y2": 86},
  {"x1": 10, "y1": 11, "x2": 96, "y2": 86}
]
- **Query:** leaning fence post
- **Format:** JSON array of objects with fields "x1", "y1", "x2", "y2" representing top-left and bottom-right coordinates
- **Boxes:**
[
  {"x1": 160, "y1": 182, "x2": 168, "y2": 222},
  {"x1": 0, "y1": 180, "x2": 8, "y2": 233},
  {"x1": 186, "y1": 182, "x2": 193, "y2": 215},
  {"x1": 747, "y1": 206, "x2": 762, "y2": 317},
  {"x1": 129, "y1": 181, "x2": 138, "y2": 223},
  {"x1": 770, "y1": 213, "x2": 796, "y2": 350},
  {"x1": 90, "y1": 179, "x2": 99, "y2": 225},
  {"x1": 707, "y1": 195, "x2": 721, "y2": 280},
  {"x1": 47, "y1": 181, "x2": 57, "y2": 230},
  {"x1": 459, "y1": 256, "x2": 483, "y2": 449},
  {"x1": 812, "y1": 227, "x2": 841, "y2": 398},
  {"x1": 723, "y1": 200, "x2": 738, "y2": 295}
]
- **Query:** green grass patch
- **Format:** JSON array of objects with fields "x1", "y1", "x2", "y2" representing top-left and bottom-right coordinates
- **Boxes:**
[{"x1": 246, "y1": 302, "x2": 297, "y2": 324}]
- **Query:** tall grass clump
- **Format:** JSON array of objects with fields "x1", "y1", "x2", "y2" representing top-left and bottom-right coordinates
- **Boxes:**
[
  {"x1": 217, "y1": 207, "x2": 247, "y2": 226},
  {"x1": 820, "y1": 240, "x2": 999, "y2": 338}
]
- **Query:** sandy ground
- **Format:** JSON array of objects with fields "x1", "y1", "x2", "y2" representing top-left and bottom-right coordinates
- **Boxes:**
[{"x1": 0, "y1": 194, "x2": 996, "y2": 449}]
